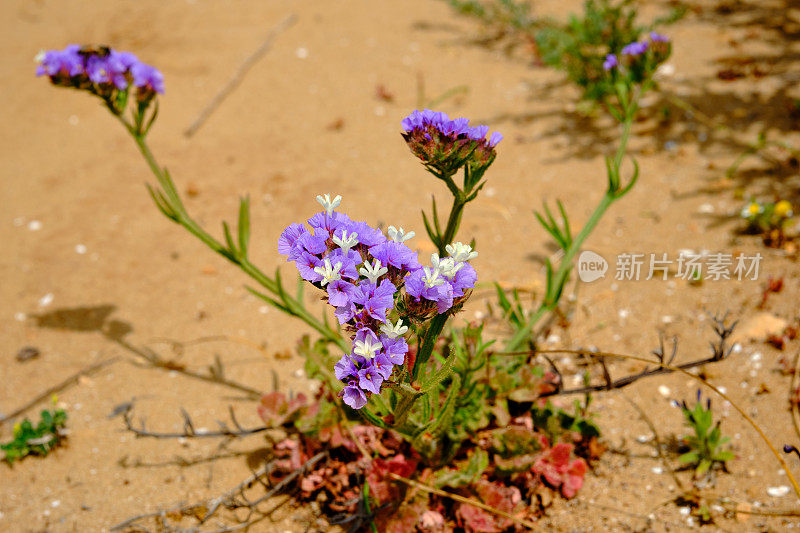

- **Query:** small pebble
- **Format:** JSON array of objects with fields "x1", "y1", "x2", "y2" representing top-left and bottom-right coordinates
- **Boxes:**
[
  {"x1": 51, "y1": 500, "x2": 60, "y2": 508},
  {"x1": 75, "y1": 244, "x2": 87, "y2": 254},
  {"x1": 651, "y1": 466, "x2": 663, "y2": 475},
  {"x1": 68, "y1": 114, "x2": 79, "y2": 125},
  {"x1": 38, "y1": 293, "x2": 54, "y2": 307},
  {"x1": 14, "y1": 312, "x2": 26, "y2": 322},
  {"x1": 679, "y1": 507, "x2": 691, "y2": 516},
  {"x1": 658, "y1": 385, "x2": 670, "y2": 397},
  {"x1": 293, "y1": 369, "x2": 305, "y2": 378},
  {"x1": 767, "y1": 486, "x2": 790, "y2": 497},
  {"x1": 16, "y1": 346, "x2": 40, "y2": 362},
  {"x1": 636, "y1": 435, "x2": 652, "y2": 443},
  {"x1": 258, "y1": 306, "x2": 269, "y2": 314},
  {"x1": 295, "y1": 47, "x2": 309, "y2": 59},
  {"x1": 618, "y1": 309, "x2": 630, "y2": 319},
  {"x1": 698, "y1": 203, "x2": 714, "y2": 214},
  {"x1": 28, "y1": 220, "x2": 42, "y2": 231}
]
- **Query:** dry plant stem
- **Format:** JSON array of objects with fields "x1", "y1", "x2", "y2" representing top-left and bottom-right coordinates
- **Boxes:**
[
  {"x1": 122, "y1": 406, "x2": 270, "y2": 439},
  {"x1": 0, "y1": 357, "x2": 118, "y2": 426},
  {"x1": 111, "y1": 452, "x2": 327, "y2": 532},
  {"x1": 720, "y1": 504, "x2": 800, "y2": 517},
  {"x1": 622, "y1": 394, "x2": 685, "y2": 491},
  {"x1": 122, "y1": 338, "x2": 264, "y2": 400},
  {"x1": 184, "y1": 13, "x2": 298, "y2": 137},
  {"x1": 388, "y1": 473, "x2": 539, "y2": 530},
  {"x1": 791, "y1": 349, "x2": 800, "y2": 443},
  {"x1": 537, "y1": 348, "x2": 800, "y2": 502}
]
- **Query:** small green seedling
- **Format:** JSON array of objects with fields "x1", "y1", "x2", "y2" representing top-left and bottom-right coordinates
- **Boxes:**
[{"x1": 676, "y1": 390, "x2": 734, "y2": 477}]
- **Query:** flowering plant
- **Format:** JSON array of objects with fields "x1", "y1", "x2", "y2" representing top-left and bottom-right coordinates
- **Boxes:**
[{"x1": 36, "y1": 42, "x2": 648, "y2": 528}]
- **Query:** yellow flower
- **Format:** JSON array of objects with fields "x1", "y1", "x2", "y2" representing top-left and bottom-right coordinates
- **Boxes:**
[{"x1": 775, "y1": 200, "x2": 793, "y2": 218}]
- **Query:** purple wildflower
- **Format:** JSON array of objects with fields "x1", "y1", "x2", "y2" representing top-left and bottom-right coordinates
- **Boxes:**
[
  {"x1": 357, "y1": 366, "x2": 384, "y2": 394},
  {"x1": 308, "y1": 211, "x2": 351, "y2": 236},
  {"x1": 603, "y1": 53, "x2": 618, "y2": 71},
  {"x1": 401, "y1": 109, "x2": 502, "y2": 175},
  {"x1": 334, "y1": 301, "x2": 357, "y2": 325},
  {"x1": 353, "y1": 279, "x2": 397, "y2": 322},
  {"x1": 37, "y1": 44, "x2": 165, "y2": 102},
  {"x1": 649, "y1": 32, "x2": 669, "y2": 43},
  {"x1": 294, "y1": 251, "x2": 322, "y2": 282},
  {"x1": 334, "y1": 355, "x2": 358, "y2": 381},
  {"x1": 327, "y1": 249, "x2": 362, "y2": 280},
  {"x1": 449, "y1": 261, "x2": 477, "y2": 298},
  {"x1": 380, "y1": 335, "x2": 409, "y2": 365},
  {"x1": 327, "y1": 279, "x2": 356, "y2": 307},
  {"x1": 488, "y1": 131, "x2": 504, "y2": 148},
  {"x1": 621, "y1": 41, "x2": 648, "y2": 57},
  {"x1": 342, "y1": 384, "x2": 368, "y2": 410},
  {"x1": 278, "y1": 222, "x2": 308, "y2": 259},
  {"x1": 371, "y1": 354, "x2": 395, "y2": 380},
  {"x1": 369, "y1": 241, "x2": 421, "y2": 272},
  {"x1": 405, "y1": 267, "x2": 454, "y2": 314},
  {"x1": 131, "y1": 62, "x2": 165, "y2": 94},
  {"x1": 36, "y1": 45, "x2": 83, "y2": 77},
  {"x1": 85, "y1": 55, "x2": 111, "y2": 84},
  {"x1": 345, "y1": 220, "x2": 387, "y2": 247}
]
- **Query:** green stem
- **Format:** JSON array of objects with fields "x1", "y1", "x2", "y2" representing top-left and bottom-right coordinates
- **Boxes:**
[
  {"x1": 438, "y1": 194, "x2": 466, "y2": 256},
  {"x1": 127, "y1": 126, "x2": 347, "y2": 352},
  {"x1": 412, "y1": 313, "x2": 450, "y2": 382},
  {"x1": 504, "y1": 117, "x2": 634, "y2": 353}
]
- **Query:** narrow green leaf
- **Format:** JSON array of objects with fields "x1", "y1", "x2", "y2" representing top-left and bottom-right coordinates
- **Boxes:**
[{"x1": 237, "y1": 196, "x2": 250, "y2": 258}]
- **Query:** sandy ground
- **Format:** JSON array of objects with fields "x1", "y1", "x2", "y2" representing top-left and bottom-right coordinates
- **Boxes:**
[{"x1": 3, "y1": 0, "x2": 800, "y2": 530}]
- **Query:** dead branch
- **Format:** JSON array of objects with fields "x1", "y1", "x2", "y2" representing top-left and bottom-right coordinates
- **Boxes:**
[
  {"x1": 119, "y1": 337, "x2": 264, "y2": 400},
  {"x1": 184, "y1": 13, "x2": 298, "y2": 137},
  {"x1": 0, "y1": 357, "x2": 119, "y2": 426},
  {"x1": 532, "y1": 312, "x2": 737, "y2": 398},
  {"x1": 121, "y1": 404, "x2": 272, "y2": 440},
  {"x1": 111, "y1": 451, "x2": 328, "y2": 532}
]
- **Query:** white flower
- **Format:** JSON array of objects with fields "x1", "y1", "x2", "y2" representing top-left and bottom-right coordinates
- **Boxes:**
[
  {"x1": 353, "y1": 335, "x2": 383, "y2": 360},
  {"x1": 333, "y1": 230, "x2": 359, "y2": 253},
  {"x1": 380, "y1": 319, "x2": 408, "y2": 339},
  {"x1": 313, "y1": 258, "x2": 342, "y2": 286},
  {"x1": 422, "y1": 266, "x2": 445, "y2": 288},
  {"x1": 359, "y1": 259, "x2": 388, "y2": 283},
  {"x1": 431, "y1": 253, "x2": 463, "y2": 279},
  {"x1": 388, "y1": 225, "x2": 415, "y2": 243},
  {"x1": 315, "y1": 193, "x2": 342, "y2": 216},
  {"x1": 446, "y1": 241, "x2": 478, "y2": 262}
]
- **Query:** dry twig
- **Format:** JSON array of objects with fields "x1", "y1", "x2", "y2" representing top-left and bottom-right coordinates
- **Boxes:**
[
  {"x1": 111, "y1": 452, "x2": 327, "y2": 532},
  {"x1": 0, "y1": 357, "x2": 119, "y2": 426},
  {"x1": 184, "y1": 14, "x2": 298, "y2": 137}
]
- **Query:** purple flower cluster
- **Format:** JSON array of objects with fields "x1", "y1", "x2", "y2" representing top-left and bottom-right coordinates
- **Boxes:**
[
  {"x1": 602, "y1": 54, "x2": 618, "y2": 71},
  {"x1": 401, "y1": 109, "x2": 503, "y2": 176},
  {"x1": 279, "y1": 195, "x2": 478, "y2": 409},
  {"x1": 605, "y1": 33, "x2": 671, "y2": 72},
  {"x1": 620, "y1": 41, "x2": 648, "y2": 57},
  {"x1": 36, "y1": 44, "x2": 164, "y2": 96}
]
